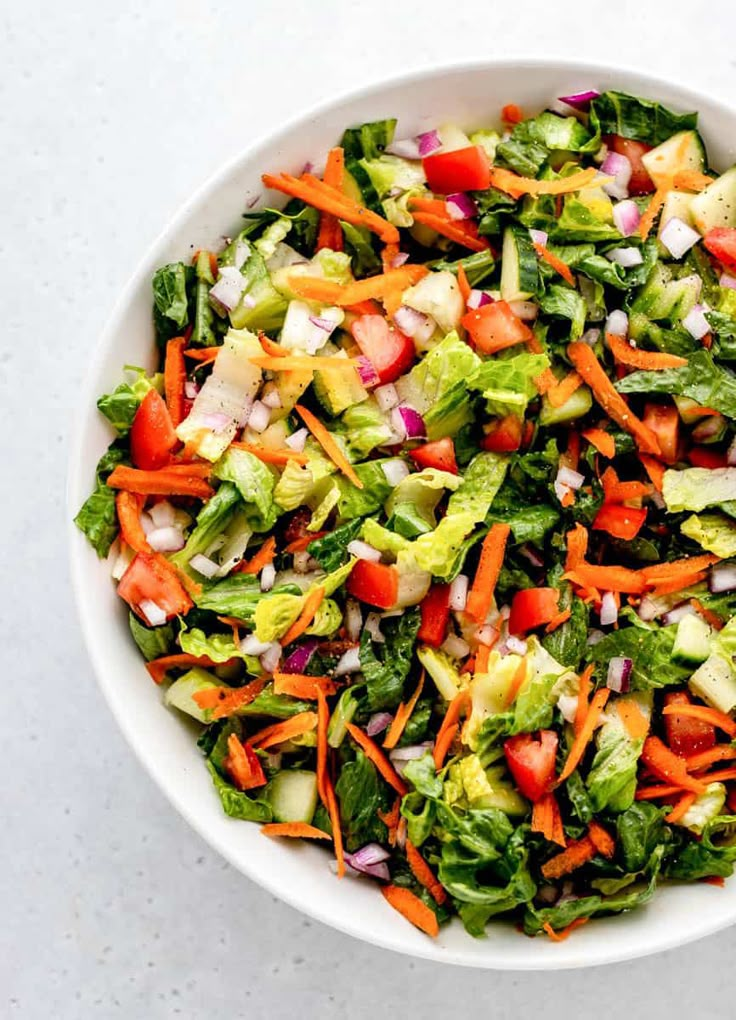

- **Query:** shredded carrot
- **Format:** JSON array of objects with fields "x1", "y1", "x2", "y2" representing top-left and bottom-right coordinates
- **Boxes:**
[
  {"x1": 703, "y1": 875, "x2": 726, "y2": 887},
  {"x1": 262, "y1": 171, "x2": 399, "y2": 244},
  {"x1": 251, "y1": 355, "x2": 361, "y2": 373},
  {"x1": 464, "y1": 523, "x2": 511, "y2": 623},
  {"x1": 574, "y1": 664, "x2": 594, "y2": 738},
  {"x1": 690, "y1": 598, "x2": 725, "y2": 632},
  {"x1": 317, "y1": 146, "x2": 345, "y2": 252},
  {"x1": 192, "y1": 676, "x2": 267, "y2": 720},
  {"x1": 224, "y1": 734, "x2": 266, "y2": 791},
  {"x1": 411, "y1": 210, "x2": 490, "y2": 252},
  {"x1": 582, "y1": 428, "x2": 615, "y2": 459},
  {"x1": 587, "y1": 820, "x2": 615, "y2": 858},
  {"x1": 699, "y1": 767, "x2": 736, "y2": 784},
  {"x1": 259, "y1": 333, "x2": 290, "y2": 357},
  {"x1": 145, "y1": 652, "x2": 222, "y2": 685},
  {"x1": 685, "y1": 745, "x2": 736, "y2": 772},
  {"x1": 565, "y1": 563, "x2": 646, "y2": 595},
  {"x1": 606, "y1": 332, "x2": 687, "y2": 370},
  {"x1": 600, "y1": 467, "x2": 651, "y2": 503},
  {"x1": 164, "y1": 336, "x2": 188, "y2": 427},
  {"x1": 540, "y1": 835, "x2": 597, "y2": 880},
  {"x1": 115, "y1": 490, "x2": 150, "y2": 554},
  {"x1": 640, "y1": 555, "x2": 720, "y2": 583},
  {"x1": 233, "y1": 536, "x2": 277, "y2": 575},
  {"x1": 565, "y1": 524, "x2": 589, "y2": 571},
  {"x1": 535, "y1": 367, "x2": 558, "y2": 394},
  {"x1": 405, "y1": 839, "x2": 447, "y2": 904},
  {"x1": 183, "y1": 346, "x2": 221, "y2": 365},
  {"x1": 489, "y1": 165, "x2": 603, "y2": 199},
  {"x1": 342, "y1": 266, "x2": 431, "y2": 307},
  {"x1": 662, "y1": 703, "x2": 736, "y2": 739},
  {"x1": 639, "y1": 454, "x2": 665, "y2": 492},
  {"x1": 618, "y1": 700, "x2": 650, "y2": 741},
  {"x1": 533, "y1": 242, "x2": 576, "y2": 286},
  {"x1": 316, "y1": 688, "x2": 329, "y2": 806},
  {"x1": 433, "y1": 690, "x2": 471, "y2": 770},
  {"x1": 456, "y1": 263, "x2": 472, "y2": 305},
  {"x1": 324, "y1": 776, "x2": 345, "y2": 877},
  {"x1": 272, "y1": 672, "x2": 339, "y2": 699},
  {"x1": 558, "y1": 687, "x2": 610, "y2": 783},
  {"x1": 502, "y1": 103, "x2": 524, "y2": 124},
  {"x1": 229, "y1": 441, "x2": 309, "y2": 466},
  {"x1": 283, "y1": 532, "x2": 327, "y2": 554},
  {"x1": 543, "y1": 917, "x2": 589, "y2": 941},
  {"x1": 635, "y1": 783, "x2": 688, "y2": 800},
  {"x1": 346, "y1": 722, "x2": 408, "y2": 796},
  {"x1": 381, "y1": 242, "x2": 400, "y2": 272},
  {"x1": 531, "y1": 792, "x2": 567, "y2": 847},
  {"x1": 378, "y1": 798, "x2": 401, "y2": 847},
  {"x1": 474, "y1": 639, "x2": 496, "y2": 674},
  {"x1": 640, "y1": 735, "x2": 708, "y2": 795},
  {"x1": 249, "y1": 711, "x2": 319, "y2": 750},
  {"x1": 281, "y1": 586, "x2": 326, "y2": 646},
  {"x1": 665, "y1": 792, "x2": 698, "y2": 825},
  {"x1": 383, "y1": 671, "x2": 425, "y2": 750},
  {"x1": 639, "y1": 185, "x2": 670, "y2": 240},
  {"x1": 546, "y1": 371, "x2": 584, "y2": 408},
  {"x1": 381, "y1": 884, "x2": 439, "y2": 937},
  {"x1": 568, "y1": 342, "x2": 661, "y2": 455},
  {"x1": 295, "y1": 403, "x2": 363, "y2": 488},
  {"x1": 673, "y1": 170, "x2": 716, "y2": 192},
  {"x1": 504, "y1": 656, "x2": 529, "y2": 708},
  {"x1": 261, "y1": 822, "x2": 331, "y2": 840},
  {"x1": 106, "y1": 464, "x2": 213, "y2": 499},
  {"x1": 650, "y1": 570, "x2": 709, "y2": 596}
]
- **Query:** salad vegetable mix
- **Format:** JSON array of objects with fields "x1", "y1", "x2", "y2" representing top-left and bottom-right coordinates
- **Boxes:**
[{"x1": 78, "y1": 88, "x2": 736, "y2": 941}]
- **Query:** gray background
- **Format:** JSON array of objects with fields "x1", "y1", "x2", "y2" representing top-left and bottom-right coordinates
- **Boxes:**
[{"x1": 4, "y1": 1, "x2": 736, "y2": 1015}]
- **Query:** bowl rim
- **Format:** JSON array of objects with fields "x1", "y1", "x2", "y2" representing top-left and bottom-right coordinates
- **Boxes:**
[{"x1": 67, "y1": 56, "x2": 736, "y2": 969}]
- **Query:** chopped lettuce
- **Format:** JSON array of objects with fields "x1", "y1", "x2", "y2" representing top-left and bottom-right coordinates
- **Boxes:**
[
  {"x1": 96, "y1": 366, "x2": 163, "y2": 436},
  {"x1": 663, "y1": 467, "x2": 736, "y2": 513},
  {"x1": 681, "y1": 513, "x2": 736, "y2": 557},
  {"x1": 213, "y1": 447, "x2": 279, "y2": 531},
  {"x1": 586, "y1": 693, "x2": 652, "y2": 813},
  {"x1": 447, "y1": 452, "x2": 508, "y2": 523},
  {"x1": 74, "y1": 442, "x2": 127, "y2": 557},
  {"x1": 396, "y1": 331, "x2": 481, "y2": 414},
  {"x1": 386, "y1": 467, "x2": 461, "y2": 536}
]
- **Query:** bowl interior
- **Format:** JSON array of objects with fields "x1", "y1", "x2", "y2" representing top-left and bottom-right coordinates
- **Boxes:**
[{"x1": 68, "y1": 60, "x2": 736, "y2": 969}]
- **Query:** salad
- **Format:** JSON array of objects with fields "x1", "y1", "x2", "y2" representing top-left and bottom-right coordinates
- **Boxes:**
[{"x1": 77, "y1": 87, "x2": 736, "y2": 942}]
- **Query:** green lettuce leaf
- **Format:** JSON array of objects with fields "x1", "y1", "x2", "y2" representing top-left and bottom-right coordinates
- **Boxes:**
[
  {"x1": 447, "y1": 452, "x2": 509, "y2": 523},
  {"x1": 213, "y1": 448, "x2": 279, "y2": 531},
  {"x1": 396, "y1": 331, "x2": 481, "y2": 415},
  {"x1": 585, "y1": 618, "x2": 691, "y2": 689},
  {"x1": 335, "y1": 751, "x2": 391, "y2": 850},
  {"x1": 386, "y1": 467, "x2": 461, "y2": 536},
  {"x1": 171, "y1": 482, "x2": 242, "y2": 571},
  {"x1": 153, "y1": 262, "x2": 192, "y2": 343},
  {"x1": 663, "y1": 468, "x2": 736, "y2": 513},
  {"x1": 681, "y1": 513, "x2": 736, "y2": 557},
  {"x1": 206, "y1": 761, "x2": 272, "y2": 822},
  {"x1": 195, "y1": 574, "x2": 301, "y2": 622},
  {"x1": 128, "y1": 612, "x2": 174, "y2": 661},
  {"x1": 585, "y1": 693, "x2": 651, "y2": 813},
  {"x1": 616, "y1": 350, "x2": 736, "y2": 419},
  {"x1": 74, "y1": 442, "x2": 128, "y2": 557},
  {"x1": 469, "y1": 352, "x2": 550, "y2": 418},
  {"x1": 307, "y1": 520, "x2": 362, "y2": 571},
  {"x1": 338, "y1": 398, "x2": 392, "y2": 458},
  {"x1": 359, "y1": 607, "x2": 421, "y2": 710},
  {"x1": 96, "y1": 367, "x2": 163, "y2": 436},
  {"x1": 590, "y1": 90, "x2": 698, "y2": 146}
]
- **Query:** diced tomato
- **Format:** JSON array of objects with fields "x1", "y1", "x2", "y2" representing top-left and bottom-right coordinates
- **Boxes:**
[
  {"x1": 728, "y1": 787, "x2": 736, "y2": 814},
  {"x1": 593, "y1": 503, "x2": 647, "y2": 541},
  {"x1": 643, "y1": 403, "x2": 680, "y2": 465},
  {"x1": 117, "y1": 552, "x2": 193, "y2": 622},
  {"x1": 409, "y1": 437, "x2": 458, "y2": 474},
  {"x1": 346, "y1": 559, "x2": 399, "y2": 609},
  {"x1": 703, "y1": 228, "x2": 736, "y2": 274},
  {"x1": 688, "y1": 446, "x2": 729, "y2": 469},
  {"x1": 418, "y1": 583, "x2": 451, "y2": 647},
  {"x1": 130, "y1": 389, "x2": 178, "y2": 470},
  {"x1": 508, "y1": 588, "x2": 560, "y2": 635},
  {"x1": 422, "y1": 145, "x2": 491, "y2": 194},
  {"x1": 664, "y1": 691, "x2": 716, "y2": 757},
  {"x1": 481, "y1": 415, "x2": 523, "y2": 452},
  {"x1": 461, "y1": 300, "x2": 532, "y2": 354},
  {"x1": 504, "y1": 730, "x2": 558, "y2": 803},
  {"x1": 351, "y1": 314, "x2": 415, "y2": 385},
  {"x1": 225, "y1": 739, "x2": 266, "y2": 791},
  {"x1": 604, "y1": 135, "x2": 655, "y2": 196}
]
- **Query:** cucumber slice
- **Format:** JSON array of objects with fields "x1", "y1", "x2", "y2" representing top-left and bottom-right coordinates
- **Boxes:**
[
  {"x1": 674, "y1": 396, "x2": 712, "y2": 425},
  {"x1": 327, "y1": 688, "x2": 359, "y2": 748},
  {"x1": 539, "y1": 385, "x2": 592, "y2": 426},
  {"x1": 313, "y1": 351, "x2": 368, "y2": 415},
  {"x1": 691, "y1": 166, "x2": 736, "y2": 233},
  {"x1": 164, "y1": 668, "x2": 219, "y2": 723},
  {"x1": 641, "y1": 130, "x2": 706, "y2": 188},
  {"x1": 631, "y1": 263, "x2": 700, "y2": 323},
  {"x1": 500, "y1": 225, "x2": 539, "y2": 302},
  {"x1": 689, "y1": 653, "x2": 736, "y2": 714},
  {"x1": 657, "y1": 191, "x2": 695, "y2": 245},
  {"x1": 476, "y1": 767, "x2": 528, "y2": 816},
  {"x1": 265, "y1": 770, "x2": 318, "y2": 824},
  {"x1": 672, "y1": 614, "x2": 712, "y2": 665}
]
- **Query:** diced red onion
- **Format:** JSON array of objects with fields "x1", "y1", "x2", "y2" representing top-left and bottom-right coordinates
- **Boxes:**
[
  {"x1": 285, "y1": 428, "x2": 308, "y2": 453},
  {"x1": 210, "y1": 266, "x2": 247, "y2": 312},
  {"x1": 449, "y1": 574, "x2": 469, "y2": 612},
  {"x1": 467, "y1": 289, "x2": 492, "y2": 310},
  {"x1": 335, "y1": 645, "x2": 362, "y2": 677},
  {"x1": 508, "y1": 300, "x2": 538, "y2": 321},
  {"x1": 139, "y1": 599, "x2": 167, "y2": 627},
  {"x1": 247, "y1": 400, "x2": 271, "y2": 433},
  {"x1": 599, "y1": 591, "x2": 618, "y2": 626},
  {"x1": 720, "y1": 273, "x2": 736, "y2": 290},
  {"x1": 558, "y1": 89, "x2": 600, "y2": 111},
  {"x1": 499, "y1": 604, "x2": 511, "y2": 621},
  {"x1": 147, "y1": 526, "x2": 185, "y2": 553},
  {"x1": 385, "y1": 138, "x2": 421, "y2": 160},
  {"x1": 607, "y1": 246, "x2": 644, "y2": 268},
  {"x1": 682, "y1": 304, "x2": 711, "y2": 340},
  {"x1": 343, "y1": 845, "x2": 391, "y2": 881},
  {"x1": 189, "y1": 553, "x2": 220, "y2": 578},
  {"x1": 240, "y1": 633, "x2": 274, "y2": 657},
  {"x1": 506, "y1": 635, "x2": 528, "y2": 656},
  {"x1": 265, "y1": 752, "x2": 282, "y2": 770},
  {"x1": 538, "y1": 884, "x2": 559, "y2": 905},
  {"x1": 581, "y1": 327, "x2": 601, "y2": 347},
  {"x1": 260, "y1": 562, "x2": 276, "y2": 592},
  {"x1": 529, "y1": 228, "x2": 548, "y2": 246},
  {"x1": 417, "y1": 129, "x2": 441, "y2": 156},
  {"x1": 366, "y1": 712, "x2": 393, "y2": 737},
  {"x1": 605, "y1": 309, "x2": 628, "y2": 337},
  {"x1": 638, "y1": 593, "x2": 681, "y2": 621},
  {"x1": 476, "y1": 624, "x2": 499, "y2": 648},
  {"x1": 309, "y1": 315, "x2": 338, "y2": 335},
  {"x1": 442, "y1": 633, "x2": 470, "y2": 659},
  {"x1": 586, "y1": 629, "x2": 605, "y2": 646},
  {"x1": 446, "y1": 192, "x2": 477, "y2": 220},
  {"x1": 662, "y1": 603, "x2": 697, "y2": 626},
  {"x1": 281, "y1": 638, "x2": 319, "y2": 673},
  {"x1": 261, "y1": 388, "x2": 282, "y2": 409},
  {"x1": 393, "y1": 304, "x2": 435, "y2": 343},
  {"x1": 184, "y1": 380, "x2": 200, "y2": 400},
  {"x1": 357, "y1": 356, "x2": 381, "y2": 388},
  {"x1": 519, "y1": 544, "x2": 544, "y2": 568},
  {"x1": 201, "y1": 411, "x2": 232, "y2": 433},
  {"x1": 660, "y1": 217, "x2": 701, "y2": 259},
  {"x1": 692, "y1": 414, "x2": 724, "y2": 443},
  {"x1": 393, "y1": 404, "x2": 426, "y2": 440},
  {"x1": 710, "y1": 563, "x2": 736, "y2": 593},
  {"x1": 380, "y1": 458, "x2": 410, "y2": 487},
  {"x1": 365, "y1": 612, "x2": 385, "y2": 644},
  {"x1": 344, "y1": 599, "x2": 362, "y2": 641},
  {"x1": 389, "y1": 743, "x2": 434, "y2": 775},
  {"x1": 259, "y1": 641, "x2": 282, "y2": 674},
  {"x1": 391, "y1": 251, "x2": 410, "y2": 269},
  {"x1": 613, "y1": 199, "x2": 641, "y2": 238},
  {"x1": 557, "y1": 466, "x2": 585, "y2": 490},
  {"x1": 607, "y1": 656, "x2": 632, "y2": 693},
  {"x1": 347, "y1": 539, "x2": 381, "y2": 563},
  {"x1": 234, "y1": 239, "x2": 251, "y2": 270},
  {"x1": 375, "y1": 383, "x2": 400, "y2": 412},
  {"x1": 600, "y1": 151, "x2": 632, "y2": 200}
]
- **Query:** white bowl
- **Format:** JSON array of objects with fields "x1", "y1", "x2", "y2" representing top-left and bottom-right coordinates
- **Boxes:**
[{"x1": 67, "y1": 59, "x2": 736, "y2": 969}]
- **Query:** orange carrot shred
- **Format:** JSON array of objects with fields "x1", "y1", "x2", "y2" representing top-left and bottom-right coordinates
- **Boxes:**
[
  {"x1": 690, "y1": 598, "x2": 725, "y2": 632},
  {"x1": 317, "y1": 147, "x2": 345, "y2": 252},
  {"x1": 489, "y1": 166, "x2": 602, "y2": 199},
  {"x1": 115, "y1": 490, "x2": 151, "y2": 554},
  {"x1": 533, "y1": 241, "x2": 576, "y2": 286},
  {"x1": 345, "y1": 723, "x2": 408, "y2": 796},
  {"x1": 639, "y1": 185, "x2": 669, "y2": 240},
  {"x1": 546, "y1": 371, "x2": 584, "y2": 408},
  {"x1": 324, "y1": 776, "x2": 345, "y2": 878},
  {"x1": 587, "y1": 821, "x2": 615, "y2": 858},
  {"x1": 183, "y1": 346, "x2": 221, "y2": 365},
  {"x1": 465, "y1": 523, "x2": 511, "y2": 623},
  {"x1": 641, "y1": 736, "x2": 708, "y2": 795},
  {"x1": 583, "y1": 428, "x2": 616, "y2": 459},
  {"x1": 405, "y1": 839, "x2": 447, "y2": 904},
  {"x1": 164, "y1": 336, "x2": 188, "y2": 427},
  {"x1": 544, "y1": 608, "x2": 572, "y2": 634},
  {"x1": 383, "y1": 671, "x2": 425, "y2": 750},
  {"x1": 540, "y1": 836, "x2": 597, "y2": 880},
  {"x1": 316, "y1": 688, "x2": 329, "y2": 806},
  {"x1": 280, "y1": 586, "x2": 326, "y2": 647},
  {"x1": 381, "y1": 884, "x2": 439, "y2": 937},
  {"x1": 565, "y1": 524, "x2": 589, "y2": 571},
  {"x1": 606, "y1": 332, "x2": 687, "y2": 370},
  {"x1": 661, "y1": 703, "x2": 736, "y2": 739},
  {"x1": 261, "y1": 822, "x2": 331, "y2": 840},
  {"x1": 145, "y1": 652, "x2": 222, "y2": 685},
  {"x1": 433, "y1": 690, "x2": 471, "y2": 770},
  {"x1": 249, "y1": 711, "x2": 318, "y2": 750},
  {"x1": 618, "y1": 700, "x2": 650, "y2": 741},
  {"x1": 232, "y1": 536, "x2": 277, "y2": 576},
  {"x1": 543, "y1": 917, "x2": 590, "y2": 941},
  {"x1": 665, "y1": 792, "x2": 697, "y2": 825},
  {"x1": 504, "y1": 657, "x2": 529, "y2": 708},
  {"x1": 558, "y1": 687, "x2": 610, "y2": 782},
  {"x1": 574, "y1": 665, "x2": 594, "y2": 738},
  {"x1": 295, "y1": 403, "x2": 363, "y2": 488},
  {"x1": 106, "y1": 464, "x2": 214, "y2": 499},
  {"x1": 272, "y1": 672, "x2": 339, "y2": 699},
  {"x1": 639, "y1": 454, "x2": 665, "y2": 492},
  {"x1": 531, "y1": 792, "x2": 567, "y2": 847},
  {"x1": 685, "y1": 745, "x2": 736, "y2": 772},
  {"x1": 456, "y1": 263, "x2": 472, "y2": 304},
  {"x1": 283, "y1": 532, "x2": 327, "y2": 554},
  {"x1": 193, "y1": 676, "x2": 267, "y2": 721},
  {"x1": 502, "y1": 103, "x2": 524, "y2": 124},
  {"x1": 229, "y1": 441, "x2": 309, "y2": 466},
  {"x1": 410, "y1": 210, "x2": 490, "y2": 252}
]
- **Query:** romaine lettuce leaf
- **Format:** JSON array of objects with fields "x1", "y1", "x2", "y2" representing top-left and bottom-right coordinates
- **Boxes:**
[
  {"x1": 585, "y1": 693, "x2": 652, "y2": 813},
  {"x1": 447, "y1": 452, "x2": 509, "y2": 523},
  {"x1": 590, "y1": 90, "x2": 698, "y2": 146},
  {"x1": 335, "y1": 750, "x2": 391, "y2": 850},
  {"x1": 307, "y1": 519, "x2": 362, "y2": 571},
  {"x1": 153, "y1": 262, "x2": 192, "y2": 343},
  {"x1": 663, "y1": 468, "x2": 736, "y2": 513},
  {"x1": 617, "y1": 349, "x2": 736, "y2": 420},
  {"x1": 213, "y1": 448, "x2": 279, "y2": 531},
  {"x1": 396, "y1": 331, "x2": 481, "y2": 414},
  {"x1": 96, "y1": 367, "x2": 163, "y2": 436},
  {"x1": 74, "y1": 442, "x2": 128, "y2": 557},
  {"x1": 128, "y1": 612, "x2": 174, "y2": 661},
  {"x1": 195, "y1": 574, "x2": 301, "y2": 621},
  {"x1": 171, "y1": 482, "x2": 241, "y2": 571},
  {"x1": 206, "y1": 761, "x2": 272, "y2": 822},
  {"x1": 585, "y1": 618, "x2": 691, "y2": 689},
  {"x1": 681, "y1": 513, "x2": 736, "y2": 557},
  {"x1": 469, "y1": 352, "x2": 550, "y2": 418},
  {"x1": 359, "y1": 607, "x2": 421, "y2": 710},
  {"x1": 386, "y1": 467, "x2": 461, "y2": 536}
]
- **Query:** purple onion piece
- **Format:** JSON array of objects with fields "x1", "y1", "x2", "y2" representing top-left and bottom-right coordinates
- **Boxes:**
[
  {"x1": 397, "y1": 404, "x2": 426, "y2": 440},
  {"x1": 710, "y1": 563, "x2": 736, "y2": 594},
  {"x1": 606, "y1": 656, "x2": 632, "y2": 693},
  {"x1": 558, "y1": 89, "x2": 601, "y2": 111},
  {"x1": 417, "y1": 129, "x2": 441, "y2": 157},
  {"x1": 357, "y1": 356, "x2": 380, "y2": 387},
  {"x1": 281, "y1": 638, "x2": 319, "y2": 674},
  {"x1": 366, "y1": 712, "x2": 394, "y2": 738},
  {"x1": 445, "y1": 192, "x2": 477, "y2": 220}
]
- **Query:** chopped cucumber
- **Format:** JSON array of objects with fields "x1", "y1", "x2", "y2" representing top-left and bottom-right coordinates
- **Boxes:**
[
  {"x1": 265, "y1": 770, "x2": 318, "y2": 824},
  {"x1": 417, "y1": 645, "x2": 462, "y2": 701},
  {"x1": 657, "y1": 191, "x2": 695, "y2": 244},
  {"x1": 164, "y1": 668, "x2": 219, "y2": 723},
  {"x1": 313, "y1": 350, "x2": 368, "y2": 415},
  {"x1": 475, "y1": 766, "x2": 528, "y2": 816},
  {"x1": 631, "y1": 263, "x2": 700, "y2": 323},
  {"x1": 500, "y1": 225, "x2": 539, "y2": 302},
  {"x1": 539, "y1": 384, "x2": 592, "y2": 425},
  {"x1": 691, "y1": 166, "x2": 736, "y2": 233},
  {"x1": 688, "y1": 653, "x2": 736, "y2": 714},
  {"x1": 672, "y1": 614, "x2": 712, "y2": 666},
  {"x1": 327, "y1": 688, "x2": 359, "y2": 748},
  {"x1": 641, "y1": 130, "x2": 706, "y2": 188},
  {"x1": 674, "y1": 396, "x2": 712, "y2": 425}
]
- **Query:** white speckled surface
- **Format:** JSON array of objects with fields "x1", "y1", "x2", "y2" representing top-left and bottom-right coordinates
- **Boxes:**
[{"x1": 5, "y1": 1, "x2": 736, "y2": 1015}]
